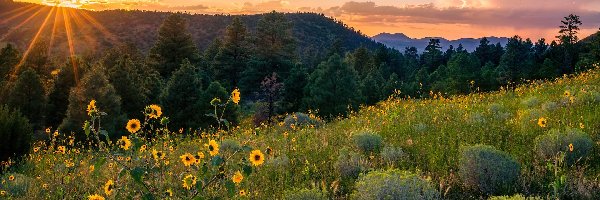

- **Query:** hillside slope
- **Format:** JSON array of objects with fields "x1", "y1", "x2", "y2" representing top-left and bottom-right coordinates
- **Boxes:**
[
  {"x1": 372, "y1": 32, "x2": 509, "y2": 52},
  {"x1": 0, "y1": 1, "x2": 382, "y2": 60}
]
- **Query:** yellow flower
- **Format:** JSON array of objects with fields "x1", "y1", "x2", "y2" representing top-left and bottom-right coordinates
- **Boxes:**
[
  {"x1": 179, "y1": 153, "x2": 196, "y2": 167},
  {"x1": 33, "y1": 147, "x2": 40, "y2": 153},
  {"x1": 182, "y1": 174, "x2": 197, "y2": 190},
  {"x1": 208, "y1": 140, "x2": 219, "y2": 156},
  {"x1": 569, "y1": 143, "x2": 574, "y2": 152},
  {"x1": 165, "y1": 188, "x2": 173, "y2": 197},
  {"x1": 232, "y1": 171, "x2": 244, "y2": 184},
  {"x1": 152, "y1": 149, "x2": 165, "y2": 160},
  {"x1": 569, "y1": 96, "x2": 576, "y2": 104},
  {"x1": 139, "y1": 145, "x2": 147, "y2": 153},
  {"x1": 231, "y1": 89, "x2": 241, "y2": 104},
  {"x1": 104, "y1": 180, "x2": 114, "y2": 195},
  {"x1": 0, "y1": 190, "x2": 6, "y2": 196},
  {"x1": 239, "y1": 189, "x2": 247, "y2": 196},
  {"x1": 126, "y1": 119, "x2": 141, "y2": 133},
  {"x1": 88, "y1": 194, "x2": 105, "y2": 200},
  {"x1": 580, "y1": 123, "x2": 585, "y2": 129},
  {"x1": 8, "y1": 175, "x2": 14, "y2": 181},
  {"x1": 118, "y1": 136, "x2": 132, "y2": 150},
  {"x1": 249, "y1": 150, "x2": 265, "y2": 166},
  {"x1": 57, "y1": 146, "x2": 66, "y2": 154},
  {"x1": 146, "y1": 104, "x2": 162, "y2": 119},
  {"x1": 537, "y1": 117, "x2": 547, "y2": 128},
  {"x1": 45, "y1": 128, "x2": 51, "y2": 134},
  {"x1": 564, "y1": 90, "x2": 571, "y2": 97},
  {"x1": 89, "y1": 165, "x2": 95, "y2": 172},
  {"x1": 194, "y1": 152, "x2": 205, "y2": 164},
  {"x1": 87, "y1": 100, "x2": 97, "y2": 116}
]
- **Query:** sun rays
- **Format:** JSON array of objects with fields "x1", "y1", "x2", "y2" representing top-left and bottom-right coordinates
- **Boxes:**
[{"x1": 0, "y1": 3, "x2": 121, "y2": 84}]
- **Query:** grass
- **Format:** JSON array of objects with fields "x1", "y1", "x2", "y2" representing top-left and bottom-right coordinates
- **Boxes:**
[{"x1": 2, "y1": 67, "x2": 600, "y2": 199}]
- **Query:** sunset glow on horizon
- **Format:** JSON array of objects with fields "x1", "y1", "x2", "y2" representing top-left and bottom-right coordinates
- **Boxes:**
[{"x1": 13, "y1": 0, "x2": 600, "y2": 40}]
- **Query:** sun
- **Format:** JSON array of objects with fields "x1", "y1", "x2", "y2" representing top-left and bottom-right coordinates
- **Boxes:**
[{"x1": 42, "y1": 0, "x2": 87, "y2": 8}]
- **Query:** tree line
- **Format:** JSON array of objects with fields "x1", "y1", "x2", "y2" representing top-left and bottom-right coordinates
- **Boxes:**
[{"x1": 0, "y1": 12, "x2": 598, "y2": 140}]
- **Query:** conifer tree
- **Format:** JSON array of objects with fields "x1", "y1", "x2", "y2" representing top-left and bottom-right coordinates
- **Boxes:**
[
  {"x1": 7, "y1": 68, "x2": 45, "y2": 129},
  {"x1": 160, "y1": 59, "x2": 203, "y2": 129}
]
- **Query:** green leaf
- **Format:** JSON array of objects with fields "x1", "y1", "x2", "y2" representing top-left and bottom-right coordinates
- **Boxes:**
[
  {"x1": 241, "y1": 145, "x2": 252, "y2": 152},
  {"x1": 142, "y1": 193, "x2": 155, "y2": 200},
  {"x1": 225, "y1": 180, "x2": 235, "y2": 197},
  {"x1": 242, "y1": 164, "x2": 252, "y2": 176},
  {"x1": 211, "y1": 156, "x2": 224, "y2": 166},
  {"x1": 130, "y1": 167, "x2": 145, "y2": 184}
]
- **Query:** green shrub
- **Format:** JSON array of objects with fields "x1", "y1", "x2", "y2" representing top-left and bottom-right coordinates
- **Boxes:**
[
  {"x1": 335, "y1": 149, "x2": 364, "y2": 180},
  {"x1": 283, "y1": 188, "x2": 327, "y2": 200},
  {"x1": 283, "y1": 112, "x2": 319, "y2": 129},
  {"x1": 352, "y1": 131, "x2": 383, "y2": 154},
  {"x1": 534, "y1": 128, "x2": 593, "y2": 165},
  {"x1": 489, "y1": 194, "x2": 542, "y2": 200},
  {"x1": 459, "y1": 145, "x2": 520, "y2": 195},
  {"x1": 219, "y1": 139, "x2": 241, "y2": 153},
  {"x1": 1, "y1": 173, "x2": 32, "y2": 197},
  {"x1": 380, "y1": 146, "x2": 406, "y2": 166},
  {"x1": 0, "y1": 106, "x2": 33, "y2": 162},
  {"x1": 351, "y1": 169, "x2": 441, "y2": 200}
]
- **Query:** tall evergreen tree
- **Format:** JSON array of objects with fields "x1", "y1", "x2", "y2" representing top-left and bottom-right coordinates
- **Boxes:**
[
  {"x1": 214, "y1": 17, "x2": 251, "y2": 88},
  {"x1": 0, "y1": 43, "x2": 20, "y2": 81},
  {"x1": 7, "y1": 68, "x2": 45, "y2": 129},
  {"x1": 496, "y1": 36, "x2": 534, "y2": 84},
  {"x1": 556, "y1": 14, "x2": 582, "y2": 74},
  {"x1": 160, "y1": 59, "x2": 203, "y2": 129},
  {"x1": 282, "y1": 63, "x2": 308, "y2": 112},
  {"x1": 303, "y1": 54, "x2": 361, "y2": 117},
  {"x1": 106, "y1": 56, "x2": 147, "y2": 119},
  {"x1": 254, "y1": 11, "x2": 296, "y2": 75},
  {"x1": 60, "y1": 67, "x2": 124, "y2": 139},
  {"x1": 421, "y1": 39, "x2": 444, "y2": 72},
  {"x1": 147, "y1": 14, "x2": 200, "y2": 78},
  {"x1": 46, "y1": 57, "x2": 84, "y2": 127}
]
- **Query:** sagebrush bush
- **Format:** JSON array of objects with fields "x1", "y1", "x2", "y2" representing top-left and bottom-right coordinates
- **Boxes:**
[
  {"x1": 351, "y1": 169, "x2": 441, "y2": 200},
  {"x1": 352, "y1": 131, "x2": 383, "y2": 154},
  {"x1": 335, "y1": 149, "x2": 364, "y2": 180},
  {"x1": 1, "y1": 173, "x2": 32, "y2": 197},
  {"x1": 0, "y1": 106, "x2": 32, "y2": 162},
  {"x1": 283, "y1": 188, "x2": 327, "y2": 200},
  {"x1": 380, "y1": 146, "x2": 406, "y2": 166},
  {"x1": 534, "y1": 128, "x2": 593, "y2": 165},
  {"x1": 283, "y1": 112, "x2": 318, "y2": 128},
  {"x1": 459, "y1": 145, "x2": 520, "y2": 195},
  {"x1": 488, "y1": 194, "x2": 542, "y2": 200},
  {"x1": 219, "y1": 139, "x2": 241, "y2": 153}
]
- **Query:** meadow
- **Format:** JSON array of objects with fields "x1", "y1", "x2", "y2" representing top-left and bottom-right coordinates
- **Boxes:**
[{"x1": 0, "y1": 65, "x2": 599, "y2": 200}]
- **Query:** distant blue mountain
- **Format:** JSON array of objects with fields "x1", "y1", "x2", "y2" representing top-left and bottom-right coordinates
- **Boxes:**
[{"x1": 372, "y1": 33, "x2": 509, "y2": 53}]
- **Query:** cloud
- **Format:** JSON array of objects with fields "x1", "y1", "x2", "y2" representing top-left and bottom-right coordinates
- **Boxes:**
[
  {"x1": 81, "y1": 2, "x2": 208, "y2": 12},
  {"x1": 325, "y1": 1, "x2": 600, "y2": 29}
]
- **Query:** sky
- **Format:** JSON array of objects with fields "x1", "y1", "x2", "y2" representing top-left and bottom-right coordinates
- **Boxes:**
[{"x1": 17, "y1": 0, "x2": 600, "y2": 40}]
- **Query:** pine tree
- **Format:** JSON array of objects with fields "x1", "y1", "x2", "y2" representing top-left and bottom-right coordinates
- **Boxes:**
[
  {"x1": 444, "y1": 52, "x2": 480, "y2": 94},
  {"x1": 46, "y1": 57, "x2": 84, "y2": 127},
  {"x1": 214, "y1": 17, "x2": 251, "y2": 88},
  {"x1": 254, "y1": 11, "x2": 296, "y2": 76},
  {"x1": 147, "y1": 14, "x2": 200, "y2": 78},
  {"x1": 160, "y1": 59, "x2": 203, "y2": 129},
  {"x1": 303, "y1": 54, "x2": 361, "y2": 118},
  {"x1": 0, "y1": 43, "x2": 20, "y2": 81},
  {"x1": 60, "y1": 67, "x2": 124, "y2": 140},
  {"x1": 282, "y1": 63, "x2": 308, "y2": 112},
  {"x1": 106, "y1": 56, "x2": 148, "y2": 119},
  {"x1": 360, "y1": 69, "x2": 385, "y2": 105},
  {"x1": 7, "y1": 68, "x2": 45, "y2": 129}
]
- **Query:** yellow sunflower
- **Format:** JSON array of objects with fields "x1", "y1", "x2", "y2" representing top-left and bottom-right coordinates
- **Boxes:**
[
  {"x1": 139, "y1": 145, "x2": 147, "y2": 153},
  {"x1": 89, "y1": 165, "x2": 95, "y2": 172},
  {"x1": 208, "y1": 140, "x2": 219, "y2": 156},
  {"x1": 179, "y1": 153, "x2": 196, "y2": 167},
  {"x1": 231, "y1": 88, "x2": 241, "y2": 104},
  {"x1": 104, "y1": 180, "x2": 114, "y2": 195},
  {"x1": 569, "y1": 143, "x2": 574, "y2": 152},
  {"x1": 57, "y1": 146, "x2": 66, "y2": 154},
  {"x1": 88, "y1": 194, "x2": 105, "y2": 200},
  {"x1": 232, "y1": 171, "x2": 244, "y2": 184},
  {"x1": 152, "y1": 149, "x2": 165, "y2": 160},
  {"x1": 146, "y1": 104, "x2": 162, "y2": 119},
  {"x1": 126, "y1": 119, "x2": 141, "y2": 133},
  {"x1": 239, "y1": 189, "x2": 247, "y2": 196},
  {"x1": 87, "y1": 100, "x2": 97, "y2": 116},
  {"x1": 8, "y1": 175, "x2": 14, "y2": 181},
  {"x1": 0, "y1": 190, "x2": 5, "y2": 196},
  {"x1": 194, "y1": 152, "x2": 205, "y2": 165},
  {"x1": 564, "y1": 90, "x2": 571, "y2": 97},
  {"x1": 537, "y1": 117, "x2": 547, "y2": 128},
  {"x1": 249, "y1": 150, "x2": 265, "y2": 166},
  {"x1": 118, "y1": 136, "x2": 132, "y2": 150},
  {"x1": 182, "y1": 174, "x2": 197, "y2": 190},
  {"x1": 165, "y1": 188, "x2": 173, "y2": 197}
]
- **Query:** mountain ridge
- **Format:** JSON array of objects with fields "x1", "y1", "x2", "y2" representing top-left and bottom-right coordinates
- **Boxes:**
[{"x1": 372, "y1": 32, "x2": 510, "y2": 52}]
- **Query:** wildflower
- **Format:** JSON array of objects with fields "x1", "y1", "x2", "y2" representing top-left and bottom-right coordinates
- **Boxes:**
[
  {"x1": 208, "y1": 140, "x2": 219, "y2": 156},
  {"x1": 232, "y1": 171, "x2": 244, "y2": 184},
  {"x1": 33, "y1": 147, "x2": 40, "y2": 153},
  {"x1": 146, "y1": 105, "x2": 162, "y2": 119},
  {"x1": 118, "y1": 136, "x2": 132, "y2": 150},
  {"x1": 108, "y1": 163, "x2": 114, "y2": 168},
  {"x1": 126, "y1": 119, "x2": 141, "y2": 134},
  {"x1": 53, "y1": 130, "x2": 59, "y2": 137},
  {"x1": 182, "y1": 174, "x2": 197, "y2": 190},
  {"x1": 194, "y1": 152, "x2": 205, "y2": 164},
  {"x1": 569, "y1": 96, "x2": 575, "y2": 104},
  {"x1": 104, "y1": 180, "x2": 114, "y2": 195},
  {"x1": 0, "y1": 190, "x2": 6, "y2": 196},
  {"x1": 210, "y1": 98, "x2": 222, "y2": 106},
  {"x1": 88, "y1": 194, "x2": 105, "y2": 200},
  {"x1": 57, "y1": 146, "x2": 66, "y2": 154},
  {"x1": 231, "y1": 89, "x2": 241, "y2": 104},
  {"x1": 45, "y1": 128, "x2": 51, "y2": 134},
  {"x1": 239, "y1": 189, "x2": 247, "y2": 196},
  {"x1": 569, "y1": 143, "x2": 574, "y2": 152},
  {"x1": 580, "y1": 122, "x2": 585, "y2": 129},
  {"x1": 179, "y1": 153, "x2": 196, "y2": 167},
  {"x1": 537, "y1": 117, "x2": 547, "y2": 128},
  {"x1": 125, "y1": 157, "x2": 131, "y2": 162},
  {"x1": 87, "y1": 100, "x2": 97, "y2": 116},
  {"x1": 42, "y1": 183, "x2": 48, "y2": 189},
  {"x1": 152, "y1": 149, "x2": 165, "y2": 160},
  {"x1": 564, "y1": 90, "x2": 571, "y2": 97},
  {"x1": 89, "y1": 165, "x2": 95, "y2": 172},
  {"x1": 249, "y1": 150, "x2": 265, "y2": 166},
  {"x1": 139, "y1": 145, "x2": 147, "y2": 153},
  {"x1": 165, "y1": 188, "x2": 173, "y2": 197},
  {"x1": 8, "y1": 175, "x2": 14, "y2": 181}
]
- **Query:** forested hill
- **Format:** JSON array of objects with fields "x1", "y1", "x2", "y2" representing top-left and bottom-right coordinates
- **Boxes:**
[{"x1": 0, "y1": 1, "x2": 382, "y2": 60}]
